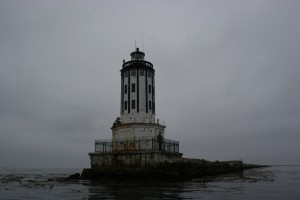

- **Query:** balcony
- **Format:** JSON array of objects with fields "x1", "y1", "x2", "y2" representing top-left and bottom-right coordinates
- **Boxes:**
[
  {"x1": 94, "y1": 138, "x2": 179, "y2": 153},
  {"x1": 122, "y1": 60, "x2": 153, "y2": 68}
]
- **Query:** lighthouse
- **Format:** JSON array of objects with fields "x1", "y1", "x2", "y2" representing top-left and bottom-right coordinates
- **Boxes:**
[{"x1": 89, "y1": 48, "x2": 182, "y2": 167}]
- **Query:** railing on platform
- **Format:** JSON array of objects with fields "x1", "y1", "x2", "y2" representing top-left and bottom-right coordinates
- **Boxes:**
[
  {"x1": 95, "y1": 138, "x2": 179, "y2": 153},
  {"x1": 122, "y1": 60, "x2": 153, "y2": 68}
]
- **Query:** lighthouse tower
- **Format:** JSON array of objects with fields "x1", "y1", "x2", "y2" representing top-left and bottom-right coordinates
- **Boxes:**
[
  {"x1": 120, "y1": 47, "x2": 155, "y2": 124},
  {"x1": 111, "y1": 48, "x2": 163, "y2": 148},
  {"x1": 89, "y1": 48, "x2": 182, "y2": 167}
]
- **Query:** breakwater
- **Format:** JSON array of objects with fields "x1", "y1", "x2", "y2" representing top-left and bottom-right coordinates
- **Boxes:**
[{"x1": 80, "y1": 159, "x2": 267, "y2": 181}]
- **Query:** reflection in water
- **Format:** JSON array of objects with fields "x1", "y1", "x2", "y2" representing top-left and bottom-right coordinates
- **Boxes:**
[
  {"x1": 0, "y1": 166, "x2": 299, "y2": 200},
  {"x1": 85, "y1": 169, "x2": 277, "y2": 199},
  {"x1": 86, "y1": 180, "x2": 187, "y2": 199}
]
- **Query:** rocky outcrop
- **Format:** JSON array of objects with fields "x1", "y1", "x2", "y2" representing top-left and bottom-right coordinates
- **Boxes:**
[
  {"x1": 65, "y1": 173, "x2": 80, "y2": 180},
  {"x1": 81, "y1": 159, "x2": 266, "y2": 181}
]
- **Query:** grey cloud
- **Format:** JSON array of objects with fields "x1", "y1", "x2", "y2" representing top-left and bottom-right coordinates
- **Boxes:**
[{"x1": 0, "y1": 0, "x2": 299, "y2": 167}]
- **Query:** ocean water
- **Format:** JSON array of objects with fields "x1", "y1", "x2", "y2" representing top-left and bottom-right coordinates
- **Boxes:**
[{"x1": 0, "y1": 166, "x2": 299, "y2": 199}]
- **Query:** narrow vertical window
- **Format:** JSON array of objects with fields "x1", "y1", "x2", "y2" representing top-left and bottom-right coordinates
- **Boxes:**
[
  {"x1": 132, "y1": 83, "x2": 135, "y2": 92},
  {"x1": 124, "y1": 101, "x2": 127, "y2": 110},
  {"x1": 132, "y1": 100, "x2": 136, "y2": 109},
  {"x1": 125, "y1": 85, "x2": 127, "y2": 94},
  {"x1": 131, "y1": 69, "x2": 136, "y2": 76},
  {"x1": 140, "y1": 69, "x2": 144, "y2": 76},
  {"x1": 124, "y1": 71, "x2": 129, "y2": 77},
  {"x1": 149, "y1": 101, "x2": 152, "y2": 110},
  {"x1": 148, "y1": 85, "x2": 151, "y2": 93},
  {"x1": 148, "y1": 71, "x2": 152, "y2": 77}
]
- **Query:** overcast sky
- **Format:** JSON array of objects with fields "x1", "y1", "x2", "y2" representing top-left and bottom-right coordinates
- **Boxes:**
[{"x1": 1, "y1": 0, "x2": 299, "y2": 168}]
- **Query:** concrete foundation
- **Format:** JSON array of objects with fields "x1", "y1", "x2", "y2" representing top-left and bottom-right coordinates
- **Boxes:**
[{"x1": 89, "y1": 150, "x2": 182, "y2": 168}]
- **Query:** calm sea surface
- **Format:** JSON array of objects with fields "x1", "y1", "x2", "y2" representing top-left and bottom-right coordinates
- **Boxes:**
[{"x1": 0, "y1": 165, "x2": 299, "y2": 199}]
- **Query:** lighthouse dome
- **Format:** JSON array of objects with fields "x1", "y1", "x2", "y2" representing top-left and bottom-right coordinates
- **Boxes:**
[{"x1": 130, "y1": 48, "x2": 145, "y2": 60}]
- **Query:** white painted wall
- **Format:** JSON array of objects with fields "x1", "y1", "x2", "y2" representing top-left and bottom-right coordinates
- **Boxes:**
[
  {"x1": 121, "y1": 72, "x2": 155, "y2": 123},
  {"x1": 112, "y1": 124, "x2": 165, "y2": 141}
]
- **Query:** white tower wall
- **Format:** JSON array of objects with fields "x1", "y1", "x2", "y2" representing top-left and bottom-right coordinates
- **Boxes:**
[{"x1": 120, "y1": 48, "x2": 155, "y2": 124}]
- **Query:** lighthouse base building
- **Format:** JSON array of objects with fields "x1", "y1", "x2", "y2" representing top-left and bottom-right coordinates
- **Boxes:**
[
  {"x1": 89, "y1": 122, "x2": 182, "y2": 167},
  {"x1": 89, "y1": 48, "x2": 182, "y2": 168}
]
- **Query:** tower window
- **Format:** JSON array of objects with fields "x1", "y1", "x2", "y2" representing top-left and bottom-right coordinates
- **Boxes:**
[
  {"x1": 148, "y1": 85, "x2": 151, "y2": 93},
  {"x1": 149, "y1": 101, "x2": 152, "y2": 110},
  {"x1": 124, "y1": 101, "x2": 127, "y2": 110},
  {"x1": 131, "y1": 69, "x2": 136, "y2": 76},
  {"x1": 132, "y1": 100, "x2": 135, "y2": 109},
  {"x1": 132, "y1": 83, "x2": 135, "y2": 92},
  {"x1": 124, "y1": 85, "x2": 127, "y2": 94},
  {"x1": 148, "y1": 71, "x2": 152, "y2": 77},
  {"x1": 124, "y1": 71, "x2": 129, "y2": 77},
  {"x1": 140, "y1": 69, "x2": 144, "y2": 76}
]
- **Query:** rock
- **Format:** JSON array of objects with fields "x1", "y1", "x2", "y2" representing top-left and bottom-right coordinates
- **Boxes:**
[
  {"x1": 65, "y1": 173, "x2": 80, "y2": 180},
  {"x1": 79, "y1": 160, "x2": 269, "y2": 181},
  {"x1": 80, "y1": 168, "x2": 94, "y2": 179}
]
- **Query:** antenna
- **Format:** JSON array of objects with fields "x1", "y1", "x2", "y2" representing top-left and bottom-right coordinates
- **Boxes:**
[
  {"x1": 134, "y1": 40, "x2": 137, "y2": 60},
  {"x1": 142, "y1": 32, "x2": 144, "y2": 52}
]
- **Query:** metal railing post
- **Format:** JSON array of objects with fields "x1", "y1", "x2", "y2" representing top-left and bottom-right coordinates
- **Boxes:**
[
  {"x1": 152, "y1": 138, "x2": 153, "y2": 149},
  {"x1": 174, "y1": 142, "x2": 175, "y2": 152}
]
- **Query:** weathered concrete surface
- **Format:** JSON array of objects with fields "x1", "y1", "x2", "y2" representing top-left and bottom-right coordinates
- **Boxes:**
[{"x1": 89, "y1": 150, "x2": 182, "y2": 167}]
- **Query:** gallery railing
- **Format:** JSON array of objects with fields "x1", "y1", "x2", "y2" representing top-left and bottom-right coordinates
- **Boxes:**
[{"x1": 94, "y1": 138, "x2": 179, "y2": 153}]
